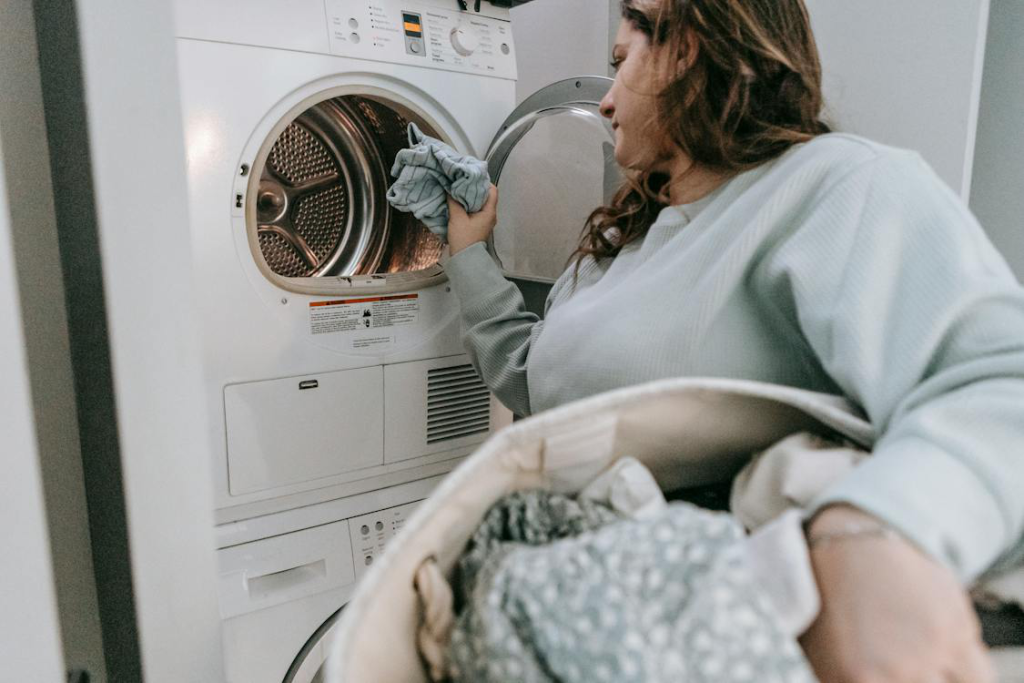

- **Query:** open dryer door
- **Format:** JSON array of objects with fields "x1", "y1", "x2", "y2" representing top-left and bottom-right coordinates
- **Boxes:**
[{"x1": 484, "y1": 77, "x2": 620, "y2": 304}]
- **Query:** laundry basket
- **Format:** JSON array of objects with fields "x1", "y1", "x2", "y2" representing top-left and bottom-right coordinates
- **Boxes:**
[{"x1": 321, "y1": 377, "x2": 1023, "y2": 682}]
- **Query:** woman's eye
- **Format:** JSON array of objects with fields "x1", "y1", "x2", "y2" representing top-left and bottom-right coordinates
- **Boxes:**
[{"x1": 609, "y1": 58, "x2": 623, "y2": 72}]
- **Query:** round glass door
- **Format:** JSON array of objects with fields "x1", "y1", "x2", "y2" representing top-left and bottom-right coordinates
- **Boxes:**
[
  {"x1": 245, "y1": 90, "x2": 452, "y2": 296},
  {"x1": 486, "y1": 77, "x2": 620, "y2": 284}
]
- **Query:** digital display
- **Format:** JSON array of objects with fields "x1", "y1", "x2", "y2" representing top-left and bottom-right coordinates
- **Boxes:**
[{"x1": 403, "y1": 12, "x2": 422, "y2": 38}]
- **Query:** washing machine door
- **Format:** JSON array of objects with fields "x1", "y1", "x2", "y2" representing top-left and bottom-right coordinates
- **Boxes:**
[
  {"x1": 281, "y1": 607, "x2": 343, "y2": 683},
  {"x1": 485, "y1": 76, "x2": 619, "y2": 291}
]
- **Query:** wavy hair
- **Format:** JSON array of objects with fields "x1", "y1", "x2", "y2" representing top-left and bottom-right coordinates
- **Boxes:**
[{"x1": 575, "y1": 0, "x2": 831, "y2": 265}]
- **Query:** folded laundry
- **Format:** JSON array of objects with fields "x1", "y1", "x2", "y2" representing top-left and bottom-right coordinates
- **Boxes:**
[{"x1": 386, "y1": 122, "x2": 490, "y2": 240}]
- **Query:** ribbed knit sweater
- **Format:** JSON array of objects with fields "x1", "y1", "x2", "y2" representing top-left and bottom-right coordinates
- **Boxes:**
[{"x1": 444, "y1": 133, "x2": 1024, "y2": 581}]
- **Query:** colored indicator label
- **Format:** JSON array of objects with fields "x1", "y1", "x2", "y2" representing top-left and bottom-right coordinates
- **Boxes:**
[{"x1": 403, "y1": 12, "x2": 422, "y2": 36}]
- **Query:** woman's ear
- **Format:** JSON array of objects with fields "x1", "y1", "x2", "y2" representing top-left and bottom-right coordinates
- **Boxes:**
[{"x1": 676, "y1": 29, "x2": 699, "y2": 73}]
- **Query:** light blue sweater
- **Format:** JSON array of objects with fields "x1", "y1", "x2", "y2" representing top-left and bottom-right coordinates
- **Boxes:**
[{"x1": 444, "y1": 134, "x2": 1024, "y2": 581}]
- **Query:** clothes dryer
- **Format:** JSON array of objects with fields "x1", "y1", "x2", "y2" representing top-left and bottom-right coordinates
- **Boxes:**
[
  {"x1": 176, "y1": 0, "x2": 524, "y2": 526},
  {"x1": 174, "y1": 1, "x2": 617, "y2": 679}
]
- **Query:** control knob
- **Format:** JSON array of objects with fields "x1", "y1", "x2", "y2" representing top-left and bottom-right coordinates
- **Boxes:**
[{"x1": 450, "y1": 26, "x2": 479, "y2": 56}]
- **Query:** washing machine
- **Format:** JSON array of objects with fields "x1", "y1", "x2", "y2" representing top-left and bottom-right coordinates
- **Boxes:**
[{"x1": 173, "y1": 0, "x2": 617, "y2": 679}]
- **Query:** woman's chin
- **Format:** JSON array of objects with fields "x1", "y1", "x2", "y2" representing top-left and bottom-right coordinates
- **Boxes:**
[
  {"x1": 614, "y1": 143, "x2": 660, "y2": 173},
  {"x1": 612, "y1": 143, "x2": 628, "y2": 168},
  {"x1": 614, "y1": 148, "x2": 642, "y2": 172}
]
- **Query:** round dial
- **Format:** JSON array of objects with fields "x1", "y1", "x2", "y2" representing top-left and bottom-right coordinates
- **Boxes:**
[{"x1": 449, "y1": 26, "x2": 479, "y2": 57}]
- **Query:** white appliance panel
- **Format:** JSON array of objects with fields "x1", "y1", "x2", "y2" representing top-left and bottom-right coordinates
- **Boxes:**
[
  {"x1": 384, "y1": 355, "x2": 493, "y2": 463},
  {"x1": 215, "y1": 472, "x2": 442, "y2": 548},
  {"x1": 217, "y1": 496, "x2": 424, "y2": 683},
  {"x1": 174, "y1": 0, "x2": 513, "y2": 46},
  {"x1": 175, "y1": 36, "x2": 517, "y2": 515},
  {"x1": 347, "y1": 500, "x2": 420, "y2": 579},
  {"x1": 175, "y1": 2, "x2": 524, "y2": 681},
  {"x1": 225, "y1": 367, "x2": 385, "y2": 495},
  {"x1": 216, "y1": 519, "x2": 356, "y2": 619},
  {"x1": 325, "y1": 0, "x2": 518, "y2": 80},
  {"x1": 221, "y1": 587, "x2": 345, "y2": 683},
  {"x1": 174, "y1": 0, "x2": 332, "y2": 52}
]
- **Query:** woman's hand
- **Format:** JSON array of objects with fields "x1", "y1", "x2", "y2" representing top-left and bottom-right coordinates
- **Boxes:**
[
  {"x1": 800, "y1": 505, "x2": 994, "y2": 683},
  {"x1": 446, "y1": 185, "x2": 498, "y2": 256}
]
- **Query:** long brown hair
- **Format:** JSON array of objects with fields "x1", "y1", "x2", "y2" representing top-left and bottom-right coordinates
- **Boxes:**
[{"x1": 576, "y1": 0, "x2": 831, "y2": 264}]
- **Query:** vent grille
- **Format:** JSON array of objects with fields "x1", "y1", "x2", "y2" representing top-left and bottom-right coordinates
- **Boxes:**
[{"x1": 427, "y1": 364, "x2": 491, "y2": 444}]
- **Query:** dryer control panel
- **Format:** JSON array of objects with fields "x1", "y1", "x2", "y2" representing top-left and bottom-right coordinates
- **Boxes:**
[
  {"x1": 325, "y1": 0, "x2": 517, "y2": 80},
  {"x1": 348, "y1": 500, "x2": 421, "y2": 580}
]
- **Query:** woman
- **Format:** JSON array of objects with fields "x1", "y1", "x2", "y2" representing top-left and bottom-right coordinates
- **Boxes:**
[{"x1": 443, "y1": 1, "x2": 1024, "y2": 681}]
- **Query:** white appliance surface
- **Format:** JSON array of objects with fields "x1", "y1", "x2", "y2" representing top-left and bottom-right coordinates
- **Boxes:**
[
  {"x1": 224, "y1": 367, "x2": 385, "y2": 496},
  {"x1": 176, "y1": 0, "x2": 518, "y2": 523},
  {"x1": 217, "y1": 488, "x2": 430, "y2": 683},
  {"x1": 173, "y1": 1, "x2": 519, "y2": 680}
]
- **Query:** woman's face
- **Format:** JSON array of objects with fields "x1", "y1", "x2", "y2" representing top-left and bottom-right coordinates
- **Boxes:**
[{"x1": 600, "y1": 20, "x2": 668, "y2": 171}]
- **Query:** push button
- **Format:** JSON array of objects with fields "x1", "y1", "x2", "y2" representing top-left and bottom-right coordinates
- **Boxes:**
[{"x1": 405, "y1": 37, "x2": 425, "y2": 57}]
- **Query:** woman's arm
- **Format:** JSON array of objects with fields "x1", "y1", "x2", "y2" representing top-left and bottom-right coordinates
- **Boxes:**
[
  {"x1": 756, "y1": 149, "x2": 1024, "y2": 682},
  {"x1": 760, "y1": 149, "x2": 1024, "y2": 579},
  {"x1": 800, "y1": 504, "x2": 995, "y2": 683},
  {"x1": 444, "y1": 188, "x2": 542, "y2": 417}
]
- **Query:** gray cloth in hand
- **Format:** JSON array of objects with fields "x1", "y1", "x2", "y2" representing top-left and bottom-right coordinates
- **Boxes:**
[
  {"x1": 448, "y1": 490, "x2": 816, "y2": 683},
  {"x1": 386, "y1": 122, "x2": 490, "y2": 240}
]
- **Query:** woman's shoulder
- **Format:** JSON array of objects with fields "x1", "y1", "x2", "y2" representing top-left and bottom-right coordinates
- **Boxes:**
[
  {"x1": 750, "y1": 133, "x2": 971, "y2": 254},
  {"x1": 785, "y1": 132, "x2": 917, "y2": 171},
  {"x1": 765, "y1": 133, "x2": 934, "y2": 200}
]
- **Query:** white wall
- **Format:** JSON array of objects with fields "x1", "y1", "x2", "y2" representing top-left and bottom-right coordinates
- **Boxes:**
[
  {"x1": 970, "y1": 0, "x2": 1024, "y2": 281},
  {"x1": 608, "y1": 0, "x2": 620, "y2": 72},
  {"x1": 0, "y1": 3, "x2": 107, "y2": 679},
  {"x1": 0, "y1": 118, "x2": 66, "y2": 683},
  {"x1": 506, "y1": 0, "x2": 1022, "y2": 284},
  {"x1": 804, "y1": 0, "x2": 989, "y2": 200},
  {"x1": 516, "y1": 0, "x2": 993, "y2": 204},
  {"x1": 510, "y1": 0, "x2": 615, "y2": 103},
  {"x1": 55, "y1": 0, "x2": 226, "y2": 678}
]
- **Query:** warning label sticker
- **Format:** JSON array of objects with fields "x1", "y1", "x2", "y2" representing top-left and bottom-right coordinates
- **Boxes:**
[{"x1": 309, "y1": 294, "x2": 419, "y2": 336}]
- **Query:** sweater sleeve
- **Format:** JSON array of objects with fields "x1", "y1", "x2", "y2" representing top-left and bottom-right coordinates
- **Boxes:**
[
  {"x1": 757, "y1": 150, "x2": 1024, "y2": 581},
  {"x1": 443, "y1": 242, "x2": 543, "y2": 416}
]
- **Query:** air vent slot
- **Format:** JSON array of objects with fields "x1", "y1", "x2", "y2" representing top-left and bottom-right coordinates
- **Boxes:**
[{"x1": 426, "y1": 364, "x2": 490, "y2": 444}]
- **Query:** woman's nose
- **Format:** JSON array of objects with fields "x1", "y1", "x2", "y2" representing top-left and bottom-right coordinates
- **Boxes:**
[{"x1": 599, "y1": 90, "x2": 615, "y2": 119}]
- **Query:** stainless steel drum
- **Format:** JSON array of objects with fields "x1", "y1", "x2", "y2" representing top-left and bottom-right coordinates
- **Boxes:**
[{"x1": 253, "y1": 95, "x2": 443, "y2": 279}]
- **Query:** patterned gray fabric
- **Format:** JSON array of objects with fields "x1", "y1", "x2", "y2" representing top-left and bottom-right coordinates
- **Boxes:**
[
  {"x1": 386, "y1": 122, "x2": 490, "y2": 240},
  {"x1": 448, "y1": 490, "x2": 816, "y2": 683}
]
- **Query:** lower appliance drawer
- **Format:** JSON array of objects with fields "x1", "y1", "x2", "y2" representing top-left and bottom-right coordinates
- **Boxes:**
[{"x1": 224, "y1": 366, "x2": 384, "y2": 496}]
